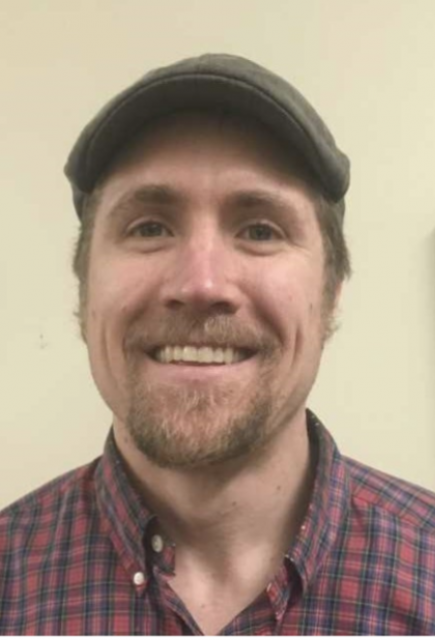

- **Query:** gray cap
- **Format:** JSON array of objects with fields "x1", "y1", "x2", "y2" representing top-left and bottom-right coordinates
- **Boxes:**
[{"x1": 65, "y1": 53, "x2": 350, "y2": 221}]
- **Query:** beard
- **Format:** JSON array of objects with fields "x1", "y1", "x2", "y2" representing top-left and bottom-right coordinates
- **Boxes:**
[
  {"x1": 124, "y1": 361, "x2": 276, "y2": 469},
  {"x1": 121, "y1": 312, "x2": 288, "y2": 469},
  {"x1": 120, "y1": 303, "x2": 332, "y2": 470}
]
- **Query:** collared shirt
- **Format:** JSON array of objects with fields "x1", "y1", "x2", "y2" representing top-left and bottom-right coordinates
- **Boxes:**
[{"x1": 1, "y1": 411, "x2": 435, "y2": 635}]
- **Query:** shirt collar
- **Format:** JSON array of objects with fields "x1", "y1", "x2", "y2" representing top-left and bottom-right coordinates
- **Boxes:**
[
  {"x1": 288, "y1": 409, "x2": 351, "y2": 593},
  {"x1": 95, "y1": 411, "x2": 351, "y2": 589},
  {"x1": 95, "y1": 431, "x2": 154, "y2": 578}
]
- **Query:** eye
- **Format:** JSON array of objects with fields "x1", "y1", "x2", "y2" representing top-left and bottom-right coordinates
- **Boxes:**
[
  {"x1": 129, "y1": 221, "x2": 170, "y2": 238},
  {"x1": 241, "y1": 223, "x2": 282, "y2": 242}
]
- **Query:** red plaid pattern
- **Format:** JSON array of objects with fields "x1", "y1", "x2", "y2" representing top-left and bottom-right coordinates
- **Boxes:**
[{"x1": 1, "y1": 411, "x2": 435, "y2": 635}]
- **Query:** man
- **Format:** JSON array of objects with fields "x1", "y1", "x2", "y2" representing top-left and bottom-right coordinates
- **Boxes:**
[{"x1": 1, "y1": 54, "x2": 434, "y2": 635}]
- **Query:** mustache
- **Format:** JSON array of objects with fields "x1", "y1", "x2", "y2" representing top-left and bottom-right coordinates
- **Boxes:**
[{"x1": 124, "y1": 313, "x2": 280, "y2": 355}]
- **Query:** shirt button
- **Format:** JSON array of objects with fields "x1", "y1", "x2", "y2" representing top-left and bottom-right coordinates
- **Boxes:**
[
  {"x1": 151, "y1": 534, "x2": 164, "y2": 553},
  {"x1": 133, "y1": 571, "x2": 145, "y2": 586}
]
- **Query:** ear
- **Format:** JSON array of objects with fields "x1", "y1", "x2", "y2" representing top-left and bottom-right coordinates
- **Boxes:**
[
  {"x1": 323, "y1": 280, "x2": 344, "y2": 343},
  {"x1": 73, "y1": 306, "x2": 88, "y2": 344},
  {"x1": 332, "y1": 281, "x2": 343, "y2": 311}
]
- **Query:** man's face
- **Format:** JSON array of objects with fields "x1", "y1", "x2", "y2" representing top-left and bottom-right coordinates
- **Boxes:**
[{"x1": 84, "y1": 112, "x2": 334, "y2": 468}]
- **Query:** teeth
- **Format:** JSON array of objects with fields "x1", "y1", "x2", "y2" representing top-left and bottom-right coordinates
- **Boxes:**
[{"x1": 154, "y1": 346, "x2": 248, "y2": 365}]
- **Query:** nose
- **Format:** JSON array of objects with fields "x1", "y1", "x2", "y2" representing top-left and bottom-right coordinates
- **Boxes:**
[{"x1": 160, "y1": 234, "x2": 241, "y2": 314}]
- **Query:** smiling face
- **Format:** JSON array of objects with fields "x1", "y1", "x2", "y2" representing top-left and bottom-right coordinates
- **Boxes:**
[{"x1": 84, "y1": 112, "x2": 336, "y2": 468}]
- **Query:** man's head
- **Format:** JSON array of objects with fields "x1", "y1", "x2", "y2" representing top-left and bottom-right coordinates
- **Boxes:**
[{"x1": 66, "y1": 54, "x2": 351, "y2": 469}]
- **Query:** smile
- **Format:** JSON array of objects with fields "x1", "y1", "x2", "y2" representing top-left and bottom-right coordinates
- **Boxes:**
[{"x1": 151, "y1": 345, "x2": 253, "y2": 365}]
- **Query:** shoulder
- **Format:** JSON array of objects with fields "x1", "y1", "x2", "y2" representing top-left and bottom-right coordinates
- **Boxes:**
[
  {"x1": 334, "y1": 456, "x2": 435, "y2": 632},
  {"x1": 342, "y1": 452, "x2": 435, "y2": 591},
  {"x1": 0, "y1": 457, "x2": 102, "y2": 546},
  {"x1": 344, "y1": 455, "x2": 435, "y2": 532}
]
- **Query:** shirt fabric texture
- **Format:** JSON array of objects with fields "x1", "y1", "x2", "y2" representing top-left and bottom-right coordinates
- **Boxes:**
[{"x1": 1, "y1": 411, "x2": 435, "y2": 635}]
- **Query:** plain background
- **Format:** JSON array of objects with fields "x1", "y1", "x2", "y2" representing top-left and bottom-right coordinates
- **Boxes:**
[{"x1": 1, "y1": 0, "x2": 435, "y2": 509}]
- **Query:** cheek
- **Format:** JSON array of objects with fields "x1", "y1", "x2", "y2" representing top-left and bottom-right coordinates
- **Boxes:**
[
  {"x1": 249, "y1": 262, "x2": 323, "y2": 343},
  {"x1": 91, "y1": 254, "x2": 155, "y2": 310},
  {"x1": 84, "y1": 258, "x2": 159, "y2": 406},
  {"x1": 86, "y1": 255, "x2": 157, "y2": 349}
]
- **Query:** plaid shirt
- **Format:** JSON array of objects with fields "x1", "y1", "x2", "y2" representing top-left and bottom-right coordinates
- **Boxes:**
[{"x1": 1, "y1": 411, "x2": 435, "y2": 635}]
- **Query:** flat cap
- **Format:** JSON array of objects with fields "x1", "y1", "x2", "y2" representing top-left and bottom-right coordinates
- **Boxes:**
[{"x1": 65, "y1": 53, "x2": 350, "y2": 220}]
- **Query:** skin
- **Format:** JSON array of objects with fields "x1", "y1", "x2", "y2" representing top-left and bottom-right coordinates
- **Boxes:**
[{"x1": 84, "y1": 112, "x2": 340, "y2": 633}]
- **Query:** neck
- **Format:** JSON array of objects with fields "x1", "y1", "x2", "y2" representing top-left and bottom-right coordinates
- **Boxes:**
[{"x1": 113, "y1": 408, "x2": 314, "y2": 567}]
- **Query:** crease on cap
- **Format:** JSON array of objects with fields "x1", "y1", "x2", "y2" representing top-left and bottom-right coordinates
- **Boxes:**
[{"x1": 65, "y1": 54, "x2": 350, "y2": 220}]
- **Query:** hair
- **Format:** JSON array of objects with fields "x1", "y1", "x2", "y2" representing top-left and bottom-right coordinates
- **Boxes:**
[
  {"x1": 72, "y1": 182, "x2": 351, "y2": 341},
  {"x1": 72, "y1": 187, "x2": 101, "y2": 340},
  {"x1": 314, "y1": 195, "x2": 352, "y2": 310}
]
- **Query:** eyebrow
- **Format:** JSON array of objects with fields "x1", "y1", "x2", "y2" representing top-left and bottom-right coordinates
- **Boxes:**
[
  {"x1": 105, "y1": 183, "x2": 305, "y2": 225},
  {"x1": 225, "y1": 189, "x2": 300, "y2": 215},
  {"x1": 105, "y1": 184, "x2": 188, "y2": 221}
]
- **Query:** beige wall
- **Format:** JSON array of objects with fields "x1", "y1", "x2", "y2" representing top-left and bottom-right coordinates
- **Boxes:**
[{"x1": 2, "y1": 0, "x2": 435, "y2": 508}]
